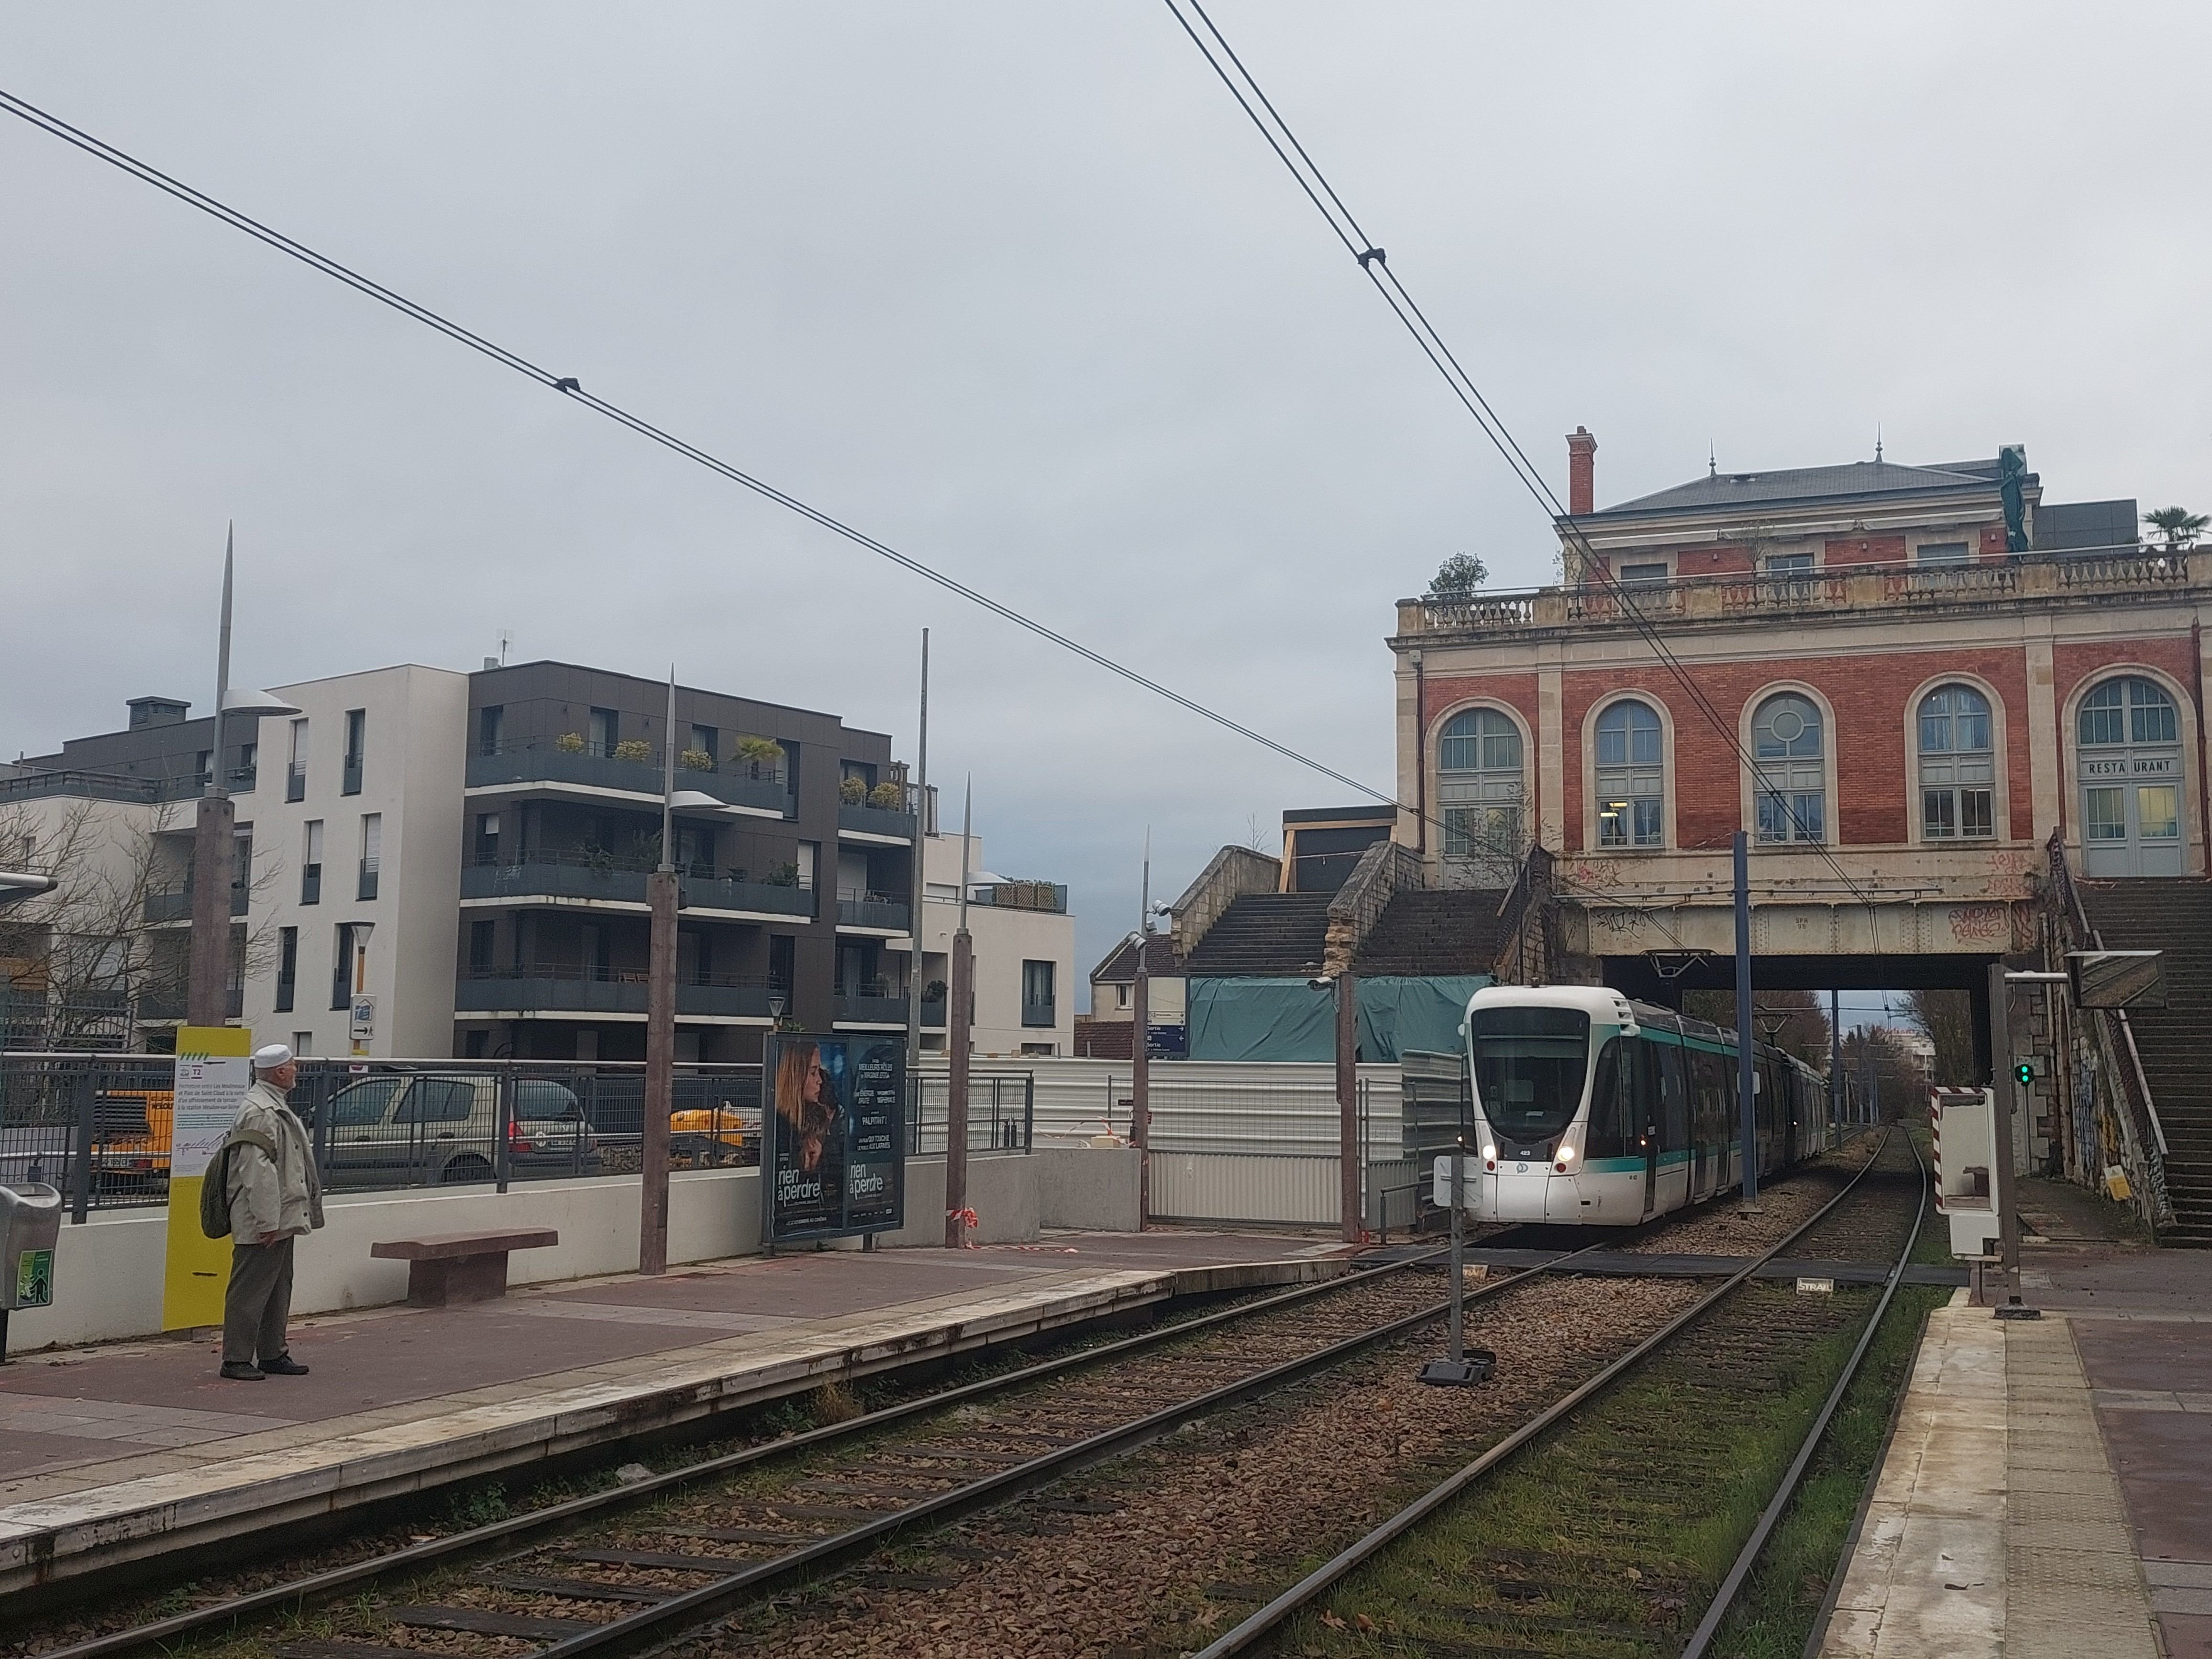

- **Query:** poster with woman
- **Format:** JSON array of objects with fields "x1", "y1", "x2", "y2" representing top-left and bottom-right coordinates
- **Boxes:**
[{"x1": 763, "y1": 1034, "x2": 905, "y2": 1242}]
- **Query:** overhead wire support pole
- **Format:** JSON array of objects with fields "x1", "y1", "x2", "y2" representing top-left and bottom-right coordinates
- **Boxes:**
[
  {"x1": 903, "y1": 630, "x2": 929, "y2": 1082},
  {"x1": 641, "y1": 665, "x2": 678, "y2": 1276},
  {"x1": 1131, "y1": 831, "x2": 1150, "y2": 1230},
  {"x1": 1734, "y1": 831, "x2": 1758, "y2": 1209},
  {"x1": 945, "y1": 780, "x2": 974, "y2": 1249}
]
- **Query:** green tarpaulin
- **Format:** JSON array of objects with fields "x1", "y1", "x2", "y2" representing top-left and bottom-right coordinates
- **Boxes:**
[{"x1": 1184, "y1": 975, "x2": 1491, "y2": 1063}]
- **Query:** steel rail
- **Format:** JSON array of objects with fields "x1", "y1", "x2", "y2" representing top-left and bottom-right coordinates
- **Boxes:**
[
  {"x1": 1191, "y1": 1127, "x2": 1902, "y2": 1658},
  {"x1": 28, "y1": 1242, "x2": 1459, "y2": 1659},
  {"x1": 1677, "y1": 1129, "x2": 1928, "y2": 1657},
  {"x1": 32, "y1": 1154, "x2": 1850, "y2": 1659}
]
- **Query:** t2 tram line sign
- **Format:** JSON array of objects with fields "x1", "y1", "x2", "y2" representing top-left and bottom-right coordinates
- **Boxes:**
[{"x1": 762, "y1": 1033, "x2": 907, "y2": 1247}]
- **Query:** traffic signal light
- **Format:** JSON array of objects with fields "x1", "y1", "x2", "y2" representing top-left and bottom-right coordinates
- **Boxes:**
[{"x1": 2014, "y1": 1061, "x2": 2036, "y2": 1087}]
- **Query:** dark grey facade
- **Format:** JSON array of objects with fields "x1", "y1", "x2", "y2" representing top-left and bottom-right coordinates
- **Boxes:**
[{"x1": 457, "y1": 660, "x2": 915, "y2": 1063}]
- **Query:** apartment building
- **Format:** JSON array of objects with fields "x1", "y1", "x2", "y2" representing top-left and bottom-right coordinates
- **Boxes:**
[
  {"x1": 4, "y1": 660, "x2": 918, "y2": 1062},
  {"x1": 910, "y1": 828, "x2": 1075, "y2": 1058}
]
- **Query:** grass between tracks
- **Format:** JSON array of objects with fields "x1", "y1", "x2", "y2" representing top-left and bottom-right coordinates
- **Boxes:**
[{"x1": 1274, "y1": 1145, "x2": 1942, "y2": 1658}]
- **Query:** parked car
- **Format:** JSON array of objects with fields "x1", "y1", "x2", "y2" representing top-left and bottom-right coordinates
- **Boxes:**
[{"x1": 310, "y1": 1073, "x2": 599, "y2": 1188}]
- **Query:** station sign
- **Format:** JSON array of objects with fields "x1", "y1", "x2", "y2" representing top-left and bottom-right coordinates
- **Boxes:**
[{"x1": 761, "y1": 1033, "x2": 906, "y2": 1245}]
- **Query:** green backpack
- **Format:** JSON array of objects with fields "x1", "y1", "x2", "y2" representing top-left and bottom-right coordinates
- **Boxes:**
[{"x1": 199, "y1": 1128, "x2": 278, "y2": 1239}]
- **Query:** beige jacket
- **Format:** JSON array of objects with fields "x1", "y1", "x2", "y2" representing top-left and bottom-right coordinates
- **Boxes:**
[{"x1": 225, "y1": 1080, "x2": 325, "y2": 1242}]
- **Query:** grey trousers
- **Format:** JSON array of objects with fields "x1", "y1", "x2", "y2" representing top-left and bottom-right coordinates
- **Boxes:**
[{"x1": 221, "y1": 1235, "x2": 295, "y2": 1366}]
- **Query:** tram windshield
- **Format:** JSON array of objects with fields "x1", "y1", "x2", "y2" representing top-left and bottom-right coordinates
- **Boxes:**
[{"x1": 1468, "y1": 1006, "x2": 1593, "y2": 1140}]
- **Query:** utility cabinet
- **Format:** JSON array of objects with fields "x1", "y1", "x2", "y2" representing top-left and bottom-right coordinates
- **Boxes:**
[{"x1": 1931, "y1": 1087, "x2": 2002, "y2": 1258}]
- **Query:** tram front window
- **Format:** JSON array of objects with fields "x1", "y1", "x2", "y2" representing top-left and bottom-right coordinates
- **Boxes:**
[{"x1": 1470, "y1": 1006, "x2": 1593, "y2": 1143}]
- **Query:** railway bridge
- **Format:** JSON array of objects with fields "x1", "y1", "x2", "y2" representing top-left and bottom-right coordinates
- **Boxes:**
[{"x1": 1384, "y1": 433, "x2": 2212, "y2": 1238}]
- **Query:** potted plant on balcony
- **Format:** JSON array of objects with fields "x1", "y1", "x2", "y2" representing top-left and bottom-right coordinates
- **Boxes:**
[
  {"x1": 680, "y1": 748, "x2": 715, "y2": 772},
  {"x1": 554, "y1": 731, "x2": 586, "y2": 753},
  {"x1": 839, "y1": 776, "x2": 868, "y2": 805},
  {"x1": 763, "y1": 861, "x2": 801, "y2": 888},
  {"x1": 733, "y1": 734, "x2": 784, "y2": 782},
  {"x1": 866, "y1": 781, "x2": 905, "y2": 811},
  {"x1": 613, "y1": 737, "x2": 653, "y2": 764}
]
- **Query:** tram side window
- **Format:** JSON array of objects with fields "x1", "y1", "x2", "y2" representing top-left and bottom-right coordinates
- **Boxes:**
[
  {"x1": 1586, "y1": 1039, "x2": 1633, "y2": 1159},
  {"x1": 1690, "y1": 1047, "x2": 1728, "y2": 1144},
  {"x1": 1655, "y1": 1041, "x2": 1689, "y2": 1150}
]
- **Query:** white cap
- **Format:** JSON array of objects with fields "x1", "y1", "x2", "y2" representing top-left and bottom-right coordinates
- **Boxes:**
[{"x1": 253, "y1": 1043, "x2": 294, "y2": 1071}]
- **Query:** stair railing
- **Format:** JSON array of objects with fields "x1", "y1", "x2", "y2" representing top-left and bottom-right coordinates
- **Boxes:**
[
  {"x1": 2046, "y1": 830, "x2": 2174, "y2": 1228},
  {"x1": 1493, "y1": 844, "x2": 1557, "y2": 986}
]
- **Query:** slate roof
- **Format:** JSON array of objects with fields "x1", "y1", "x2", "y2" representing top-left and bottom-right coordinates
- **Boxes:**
[
  {"x1": 1584, "y1": 458, "x2": 2018, "y2": 520},
  {"x1": 1089, "y1": 933, "x2": 1183, "y2": 985}
]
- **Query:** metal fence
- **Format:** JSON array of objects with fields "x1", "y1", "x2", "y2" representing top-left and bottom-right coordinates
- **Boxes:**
[{"x1": 0, "y1": 1052, "x2": 1037, "y2": 1218}]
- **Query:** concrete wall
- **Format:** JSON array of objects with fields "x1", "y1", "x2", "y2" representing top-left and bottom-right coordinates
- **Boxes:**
[{"x1": 7, "y1": 1149, "x2": 1139, "y2": 1352}]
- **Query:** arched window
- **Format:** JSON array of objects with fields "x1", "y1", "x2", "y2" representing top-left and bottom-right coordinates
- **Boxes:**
[
  {"x1": 2078, "y1": 676, "x2": 2183, "y2": 876},
  {"x1": 1917, "y1": 686, "x2": 1994, "y2": 839},
  {"x1": 1751, "y1": 693, "x2": 1825, "y2": 843},
  {"x1": 1438, "y1": 708, "x2": 1524, "y2": 871},
  {"x1": 1595, "y1": 701, "x2": 1664, "y2": 848}
]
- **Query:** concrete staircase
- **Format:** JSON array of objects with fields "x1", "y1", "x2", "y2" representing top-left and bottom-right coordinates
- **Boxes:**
[
  {"x1": 1352, "y1": 889, "x2": 1509, "y2": 977},
  {"x1": 2080, "y1": 879, "x2": 2212, "y2": 1246},
  {"x1": 1178, "y1": 894, "x2": 1334, "y2": 977}
]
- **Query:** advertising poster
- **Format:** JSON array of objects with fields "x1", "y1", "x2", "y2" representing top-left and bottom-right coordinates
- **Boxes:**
[
  {"x1": 763, "y1": 1033, "x2": 905, "y2": 1243},
  {"x1": 163, "y1": 1025, "x2": 254, "y2": 1330}
]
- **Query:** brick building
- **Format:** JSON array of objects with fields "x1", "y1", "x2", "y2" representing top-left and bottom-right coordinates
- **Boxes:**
[{"x1": 1387, "y1": 433, "x2": 2203, "y2": 1003}]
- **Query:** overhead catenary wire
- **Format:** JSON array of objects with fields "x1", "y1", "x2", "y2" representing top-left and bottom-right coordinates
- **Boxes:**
[
  {"x1": 0, "y1": 83, "x2": 1647, "y2": 920},
  {"x1": 1162, "y1": 0, "x2": 1889, "y2": 936}
]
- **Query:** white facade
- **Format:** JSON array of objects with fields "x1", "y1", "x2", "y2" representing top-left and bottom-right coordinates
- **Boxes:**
[
  {"x1": 910, "y1": 830, "x2": 1076, "y2": 1058},
  {"x1": 241, "y1": 666, "x2": 470, "y2": 1058}
]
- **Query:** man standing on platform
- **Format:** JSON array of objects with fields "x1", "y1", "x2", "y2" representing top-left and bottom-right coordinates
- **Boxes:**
[{"x1": 219, "y1": 1044, "x2": 324, "y2": 1381}]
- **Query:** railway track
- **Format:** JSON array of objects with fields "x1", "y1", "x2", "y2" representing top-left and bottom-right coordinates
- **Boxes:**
[
  {"x1": 11, "y1": 1143, "x2": 1902, "y2": 1659},
  {"x1": 1193, "y1": 1126, "x2": 1925, "y2": 1657}
]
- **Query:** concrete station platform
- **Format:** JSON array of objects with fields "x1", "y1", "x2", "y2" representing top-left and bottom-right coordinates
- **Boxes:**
[
  {"x1": 1820, "y1": 1178, "x2": 2212, "y2": 1659},
  {"x1": 0, "y1": 1227, "x2": 1348, "y2": 1597}
]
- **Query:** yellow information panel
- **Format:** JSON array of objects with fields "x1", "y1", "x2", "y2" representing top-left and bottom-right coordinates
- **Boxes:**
[{"x1": 162, "y1": 1025, "x2": 253, "y2": 1331}]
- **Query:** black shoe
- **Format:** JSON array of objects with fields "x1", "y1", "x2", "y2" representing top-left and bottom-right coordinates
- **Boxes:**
[
  {"x1": 220, "y1": 1361, "x2": 265, "y2": 1381},
  {"x1": 260, "y1": 1354, "x2": 310, "y2": 1376}
]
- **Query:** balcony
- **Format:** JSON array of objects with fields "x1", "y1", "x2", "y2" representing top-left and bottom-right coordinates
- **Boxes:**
[
  {"x1": 972, "y1": 881, "x2": 1068, "y2": 914},
  {"x1": 0, "y1": 769, "x2": 201, "y2": 807},
  {"x1": 1021, "y1": 997, "x2": 1056, "y2": 1029},
  {"x1": 459, "y1": 856, "x2": 815, "y2": 918},
  {"x1": 455, "y1": 962, "x2": 776, "y2": 1019},
  {"x1": 921, "y1": 995, "x2": 946, "y2": 1029},
  {"x1": 227, "y1": 765, "x2": 257, "y2": 794},
  {"x1": 837, "y1": 890, "x2": 912, "y2": 932},
  {"x1": 834, "y1": 984, "x2": 910, "y2": 1025},
  {"x1": 837, "y1": 802, "x2": 918, "y2": 841},
  {"x1": 143, "y1": 883, "x2": 249, "y2": 923},
  {"x1": 466, "y1": 743, "x2": 793, "y2": 816},
  {"x1": 1394, "y1": 545, "x2": 2202, "y2": 641}
]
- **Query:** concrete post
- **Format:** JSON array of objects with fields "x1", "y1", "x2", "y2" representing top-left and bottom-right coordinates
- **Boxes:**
[
  {"x1": 1734, "y1": 831, "x2": 1759, "y2": 1206},
  {"x1": 1986, "y1": 961, "x2": 2031, "y2": 1314},
  {"x1": 186, "y1": 793, "x2": 236, "y2": 1026},
  {"x1": 640, "y1": 866, "x2": 676, "y2": 1275},
  {"x1": 946, "y1": 928, "x2": 973, "y2": 1246}
]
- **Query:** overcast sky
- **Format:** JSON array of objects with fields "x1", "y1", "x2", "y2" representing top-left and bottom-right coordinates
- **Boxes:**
[{"x1": 5, "y1": 3, "x2": 2208, "y2": 999}]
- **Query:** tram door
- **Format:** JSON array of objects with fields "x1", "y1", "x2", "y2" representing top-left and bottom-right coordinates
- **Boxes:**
[
  {"x1": 1635, "y1": 1041, "x2": 1660, "y2": 1217},
  {"x1": 2080, "y1": 677, "x2": 2184, "y2": 876}
]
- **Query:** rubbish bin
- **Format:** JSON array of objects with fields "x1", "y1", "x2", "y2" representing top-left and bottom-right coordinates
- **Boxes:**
[{"x1": 0, "y1": 1182, "x2": 62, "y2": 1363}]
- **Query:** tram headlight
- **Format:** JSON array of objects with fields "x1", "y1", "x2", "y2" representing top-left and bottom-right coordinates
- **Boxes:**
[
  {"x1": 1480, "y1": 1143, "x2": 1497, "y2": 1162},
  {"x1": 1555, "y1": 1144, "x2": 1577, "y2": 1174}
]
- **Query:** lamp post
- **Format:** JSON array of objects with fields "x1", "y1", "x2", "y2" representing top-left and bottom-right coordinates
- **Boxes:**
[
  {"x1": 641, "y1": 667, "x2": 737, "y2": 1277},
  {"x1": 945, "y1": 780, "x2": 973, "y2": 1249}
]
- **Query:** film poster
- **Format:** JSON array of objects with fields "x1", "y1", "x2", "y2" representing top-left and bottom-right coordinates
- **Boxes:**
[{"x1": 763, "y1": 1034, "x2": 905, "y2": 1243}]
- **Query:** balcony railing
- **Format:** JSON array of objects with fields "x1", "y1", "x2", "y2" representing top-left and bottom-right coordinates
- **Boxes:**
[
  {"x1": 834, "y1": 989, "x2": 910, "y2": 1025},
  {"x1": 972, "y1": 881, "x2": 1068, "y2": 914},
  {"x1": 357, "y1": 858, "x2": 379, "y2": 902},
  {"x1": 836, "y1": 890, "x2": 912, "y2": 932},
  {"x1": 1395, "y1": 544, "x2": 2200, "y2": 638},
  {"x1": 301, "y1": 863, "x2": 321, "y2": 905},
  {"x1": 465, "y1": 742, "x2": 794, "y2": 816},
  {"x1": 460, "y1": 855, "x2": 814, "y2": 918},
  {"x1": 142, "y1": 883, "x2": 249, "y2": 922},
  {"x1": 286, "y1": 763, "x2": 307, "y2": 803},
  {"x1": 455, "y1": 962, "x2": 777, "y2": 1019},
  {"x1": 921, "y1": 995, "x2": 946, "y2": 1028},
  {"x1": 1021, "y1": 997, "x2": 1056, "y2": 1029},
  {"x1": 0, "y1": 769, "x2": 201, "y2": 806},
  {"x1": 837, "y1": 801, "x2": 918, "y2": 841},
  {"x1": 342, "y1": 755, "x2": 363, "y2": 796}
]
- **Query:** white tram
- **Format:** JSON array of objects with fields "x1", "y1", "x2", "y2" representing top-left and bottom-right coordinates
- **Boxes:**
[{"x1": 1460, "y1": 984, "x2": 1826, "y2": 1226}]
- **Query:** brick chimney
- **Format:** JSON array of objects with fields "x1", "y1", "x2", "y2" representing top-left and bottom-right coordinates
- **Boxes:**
[{"x1": 1566, "y1": 426, "x2": 1597, "y2": 517}]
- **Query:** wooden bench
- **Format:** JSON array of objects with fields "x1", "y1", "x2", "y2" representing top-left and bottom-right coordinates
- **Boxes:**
[{"x1": 370, "y1": 1228, "x2": 560, "y2": 1307}]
